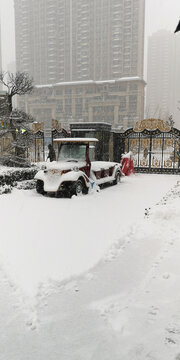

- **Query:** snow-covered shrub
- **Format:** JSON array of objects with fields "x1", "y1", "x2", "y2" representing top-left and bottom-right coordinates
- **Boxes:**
[
  {"x1": 0, "y1": 184, "x2": 12, "y2": 194},
  {"x1": 0, "y1": 166, "x2": 38, "y2": 194},
  {"x1": 15, "y1": 179, "x2": 36, "y2": 190}
]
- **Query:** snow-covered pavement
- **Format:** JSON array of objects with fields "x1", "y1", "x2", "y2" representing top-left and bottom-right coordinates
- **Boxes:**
[{"x1": 0, "y1": 174, "x2": 180, "y2": 359}]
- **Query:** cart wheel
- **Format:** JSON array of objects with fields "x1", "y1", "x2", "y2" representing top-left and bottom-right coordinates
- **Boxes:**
[
  {"x1": 71, "y1": 179, "x2": 87, "y2": 196},
  {"x1": 113, "y1": 172, "x2": 121, "y2": 185},
  {"x1": 36, "y1": 180, "x2": 45, "y2": 194}
]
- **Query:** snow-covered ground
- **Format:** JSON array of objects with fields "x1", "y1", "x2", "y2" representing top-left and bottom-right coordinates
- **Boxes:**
[{"x1": 0, "y1": 173, "x2": 180, "y2": 359}]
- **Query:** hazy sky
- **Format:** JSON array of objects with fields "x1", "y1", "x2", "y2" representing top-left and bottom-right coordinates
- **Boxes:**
[{"x1": 0, "y1": 0, "x2": 180, "y2": 72}]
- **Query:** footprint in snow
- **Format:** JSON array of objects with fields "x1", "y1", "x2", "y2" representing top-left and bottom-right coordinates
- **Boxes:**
[
  {"x1": 163, "y1": 249, "x2": 168, "y2": 253},
  {"x1": 166, "y1": 326, "x2": 180, "y2": 335},
  {"x1": 165, "y1": 337, "x2": 176, "y2": 345},
  {"x1": 147, "y1": 306, "x2": 159, "y2": 323},
  {"x1": 152, "y1": 261, "x2": 159, "y2": 267},
  {"x1": 162, "y1": 273, "x2": 170, "y2": 280}
]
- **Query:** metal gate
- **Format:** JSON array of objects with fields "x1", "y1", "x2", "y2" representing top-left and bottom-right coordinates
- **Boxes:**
[{"x1": 120, "y1": 119, "x2": 180, "y2": 174}]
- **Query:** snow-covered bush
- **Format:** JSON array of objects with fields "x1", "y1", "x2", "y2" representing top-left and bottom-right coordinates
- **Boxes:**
[
  {"x1": 15, "y1": 179, "x2": 36, "y2": 190},
  {"x1": 0, "y1": 166, "x2": 38, "y2": 194},
  {"x1": 0, "y1": 167, "x2": 37, "y2": 187},
  {"x1": 0, "y1": 184, "x2": 12, "y2": 194}
]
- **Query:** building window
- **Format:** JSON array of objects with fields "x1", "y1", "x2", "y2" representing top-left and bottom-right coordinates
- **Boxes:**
[
  {"x1": 65, "y1": 98, "x2": 72, "y2": 114},
  {"x1": 75, "y1": 88, "x2": 82, "y2": 94},
  {"x1": 55, "y1": 89, "x2": 63, "y2": 95},
  {"x1": 65, "y1": 88, "x2": 72, "y2": 95},
  {"x1": 119, "y1": 84, "x2": 127, "y2": 92},
  {"x1": 130, "y1": 84, "x2": 137, "y2": 91},
  {"x1": 119, "y1": 96, "x2": 126, "y2": 111},
  {"x1": 75, "y1": 98, "x2": 82, "y2": 115},
  {"x1": 129, "y1": 95, "x2": 137, "y2": 112}
]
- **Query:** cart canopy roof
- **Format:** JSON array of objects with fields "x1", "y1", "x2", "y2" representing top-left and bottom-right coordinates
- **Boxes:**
[{"x1": 53, "y1": 137, "x2": 98, "y2": 143}]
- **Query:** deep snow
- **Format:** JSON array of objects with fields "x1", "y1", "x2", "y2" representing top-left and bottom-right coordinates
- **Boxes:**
[
  {"x1": 0, "y1": 173, "x2": 180, "y2": 359},
  {"x1": 0, "y1": 173, "x2": 177, "y2": 296}
]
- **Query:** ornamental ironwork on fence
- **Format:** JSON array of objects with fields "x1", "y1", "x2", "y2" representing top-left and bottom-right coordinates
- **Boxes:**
[
  {"x1": 119, "y1": 119, "x2": 180, "y2": 174},
  {"x1": 29, "y1": 128, "x2": 69, "y2": 162}
]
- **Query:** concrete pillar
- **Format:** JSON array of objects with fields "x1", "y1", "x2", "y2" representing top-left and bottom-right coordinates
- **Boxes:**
[
  {"x1": 114, "y1": 105, "x2": 119, "y2": 126},
  {"x1": 88, "y1": 106, "x2": 93, "y2": 122}
]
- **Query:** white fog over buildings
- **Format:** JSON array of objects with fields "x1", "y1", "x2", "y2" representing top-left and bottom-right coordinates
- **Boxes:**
[
  {"x1": 14, "y1": 0, "x2": 145, "y2": 83},
  {"x1": 7, "y1": 61, "x2": 16, "y2": 74},
  {"x1": 146, "y1": 29, "x2": 180, "y2": 128},
  {"x1": 0, "y1": 24, "x2": 2, "y2": 70},
  {"x1": 0, "y1": 23, "x2": 2, "y2": 91},
  {"x1": 14, "y1": 0, "x2": 145, "y2": 129}
]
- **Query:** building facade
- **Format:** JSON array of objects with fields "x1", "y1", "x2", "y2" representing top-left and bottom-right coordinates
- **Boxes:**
[
  {"x1": 15, "y1": 0, "x2": 145, "y2": 129},
  {"x1": 146, "y1": 30, "x2": 180, "y2": 128},
  {"x1": 0, "y1": 23, "x2": 2, "y2": 90},
  {"x1": 14, "y1": 0, "x2": 145, "y2": 84},
  {"x1": 20, "y1": 77, "x2": 145, "y2": 129}
]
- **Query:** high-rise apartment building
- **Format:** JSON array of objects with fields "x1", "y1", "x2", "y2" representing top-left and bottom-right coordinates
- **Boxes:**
[
  {"x1": 14, "y1": 0, "x2": 145, "y2": 85},
  {"x1": 14, "y1": 0, "x2": 145, "y2": 129},
  {"x1": 0, "y1": 23, "x2": 2, "y2": 90},
  {"x1": 146, "y1": 30, "x2": 180, "y2": 127}
]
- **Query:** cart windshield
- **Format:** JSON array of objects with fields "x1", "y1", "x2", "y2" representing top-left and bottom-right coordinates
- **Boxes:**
[{"x1": 58, "y1": 143, "x2": 87, "y2": 162}]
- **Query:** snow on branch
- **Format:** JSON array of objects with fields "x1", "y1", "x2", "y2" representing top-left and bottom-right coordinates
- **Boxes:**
[{"x1": 0, "y1": 71, "x2": 34, "y2": 97}]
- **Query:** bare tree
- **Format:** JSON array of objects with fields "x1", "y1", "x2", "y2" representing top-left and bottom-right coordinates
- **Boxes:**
[
  {"x1": 168, "y1": 115, "x2": 175, "y2": 128},
  {"x1": 0, "y1": 71, "x2": 34, "y2": 167},
  {"x1": 0, "y1": 71, "x2": 33, "y2": 113}
]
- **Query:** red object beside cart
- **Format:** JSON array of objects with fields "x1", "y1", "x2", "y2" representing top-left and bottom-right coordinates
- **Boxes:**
[{"x1": 121, "y1": 152, "x2": 135, "y2": 176}]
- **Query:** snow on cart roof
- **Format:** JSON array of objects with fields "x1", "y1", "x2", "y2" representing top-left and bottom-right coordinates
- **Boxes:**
[{"x1": 53, "y1": 138, "x2": 99, "y2": 143}]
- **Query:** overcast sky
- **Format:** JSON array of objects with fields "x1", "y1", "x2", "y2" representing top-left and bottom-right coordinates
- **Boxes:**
[{"x1": 0, "y1": 0, "x2": 180, "y2": 72}]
